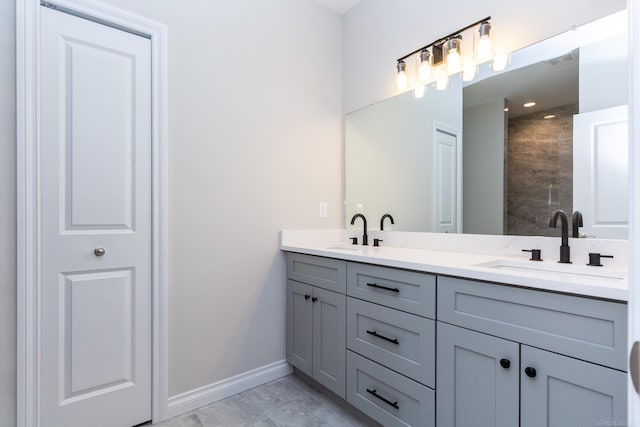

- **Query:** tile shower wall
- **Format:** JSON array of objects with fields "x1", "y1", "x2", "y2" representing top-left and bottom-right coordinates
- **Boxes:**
[{"x1": 506, "y1": 104, "x2": 578, "y2": 236}]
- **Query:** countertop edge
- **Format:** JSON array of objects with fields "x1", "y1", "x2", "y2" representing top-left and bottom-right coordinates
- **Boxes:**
[{"x1": 281, "y1": 244, "x2": 628, "y2": 302}]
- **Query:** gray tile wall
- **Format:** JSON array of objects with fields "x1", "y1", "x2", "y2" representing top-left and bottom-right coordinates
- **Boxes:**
[{"x1": 506, "y1": 104, "x2": 578, "y2": 236}]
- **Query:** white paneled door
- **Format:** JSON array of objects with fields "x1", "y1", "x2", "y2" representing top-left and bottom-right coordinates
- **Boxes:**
[
  {"x1": 433, "y1": 129, "x2": 459, "y2": 233},
  {"x1": 573, "y1": 105, "x2": 629, "y2": 239},
  {"x1": 40, "y1": 6, "x2": 151, "y2": 427}
]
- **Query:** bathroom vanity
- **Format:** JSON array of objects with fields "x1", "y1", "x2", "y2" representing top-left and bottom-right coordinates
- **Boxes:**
[{"x1": 282, "y1": 230, "x2": 628, "y2": 427}]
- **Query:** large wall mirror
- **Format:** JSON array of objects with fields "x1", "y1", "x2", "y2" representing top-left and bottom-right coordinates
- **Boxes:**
[{"x1": 345, "y1": 10, "x2": 629, "y2": 239}]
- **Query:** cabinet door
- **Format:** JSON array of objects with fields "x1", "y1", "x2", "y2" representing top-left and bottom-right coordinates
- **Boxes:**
[
  {"x1": 437, "y1": 322, "x2": 519, "y2": 427},
  {"x1": 286, "y1": 280, "x2": 313, "y2": 376},
  {"x1": 521, "y1": 345, "x2": 627, "y2": 427},
  {"x1": 313, "y1": 287, "x2": 346, "y2": 398}
]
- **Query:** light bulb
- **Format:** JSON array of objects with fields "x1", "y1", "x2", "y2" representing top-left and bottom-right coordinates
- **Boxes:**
[
  {"x1": 492, "y1": 52, "x2": 509, "y2": 71},
  {"x1": 396, "y1": 61, "x2": 408, "y2": 90},
  {"x1": 436, "y1": 74, "x2": 449, "y2": 91},
  {"x1": 444, "y1": 36, "x2": 462, "y2": 73},
  {"x1": 462, "y1": 62, "x2": 477, "y2": 82},
  {"x1": 476, "y1": 22, "x2": 493, "y2": 62},
  {"x1": 414, "y1": 84, "x2": 425, "y2": 99},
  {"x1": 419, "y1": 49, "x2": 432, "y2": 82}
]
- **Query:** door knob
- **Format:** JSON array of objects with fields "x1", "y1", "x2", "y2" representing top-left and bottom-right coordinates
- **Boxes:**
[
  {"x1": 524, "y1": 367, "x2": 537, "y2": 378},
  {"x1": 94, "y1": 247, "x2": 106, "y2": 256},
  {"x1": 500, "y1": 358, "x2": 511, "y2": 369},
  {"x1": 631, "y1": 341, "x2": 640, "y2": 394}
]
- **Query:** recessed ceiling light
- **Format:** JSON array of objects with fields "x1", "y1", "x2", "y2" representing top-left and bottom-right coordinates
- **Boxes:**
[
  {"x1": 523, "y1": 102, "x2": 536, "y2": 108},
  {"x1": 544, "y1": 114, "x2": 556, "y2": 119}
]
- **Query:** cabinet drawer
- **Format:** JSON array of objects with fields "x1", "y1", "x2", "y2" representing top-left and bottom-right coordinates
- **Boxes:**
[
  {"x1": 287, "y1": 252, "x2": 346, "y2": 293},
  {"x1": 346, "y1": 350, "x2": 435, "y2": 427},
  {"x1": 347, "y1": 263, "x2": 435, "y2": 318},
  {"x1": 347, "y1": 297, "x2": 434, "y2": 387},
  {"x1": 438, "y1": 276, "x2": 628, "y2": 371}
]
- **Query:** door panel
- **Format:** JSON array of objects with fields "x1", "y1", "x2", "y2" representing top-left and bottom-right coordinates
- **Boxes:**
[
  {"x1": 313, "y1": 287, "x2": 346, "y2": 398},
  {"x1": 40, "y1": 6, "x2": 151, "y2": 426},
  {"x1": 436, "y1": 322, "x2": 519, "y2": 427},
  {"x1": 63, "y1": 39, "x2": 136, "y2": 230},
  {"x1": 62, "y1": 269, "x2": 134, "y2": 399},
  {"x1": 286, "y1": 280, "x2": 313, "y2": 376},
  {"x1": 521, "y1": 345, "x2": 627, "y2": 427}
]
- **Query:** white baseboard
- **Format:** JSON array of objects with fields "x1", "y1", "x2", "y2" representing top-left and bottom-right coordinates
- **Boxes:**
[{"x1": 164, "y1": 360, "x2": 293, "y2": 420}]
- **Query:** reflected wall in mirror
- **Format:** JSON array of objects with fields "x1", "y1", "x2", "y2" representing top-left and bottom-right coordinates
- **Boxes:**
[{"x1": 344, "y1": 10, "x2": 629, "y2": 239}]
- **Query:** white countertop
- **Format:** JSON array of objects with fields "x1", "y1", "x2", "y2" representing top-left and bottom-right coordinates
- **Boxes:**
[{"x1": 280, "y1": 229, "x2": 628, "y2": 301}]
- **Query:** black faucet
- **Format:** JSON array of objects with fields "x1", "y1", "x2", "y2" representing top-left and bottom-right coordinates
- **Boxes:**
[
  {"x1": 380, "y1": 214, "x2": 395, "y2": 231},
  {"x1": 571, "y1": 211, "x2": 583, "y2": 238},
  {"x1": 549, "y1": 209, "x2": 571, "y2": 263},
  {"x1": 350, "y1": 213, "x2": 368, "y2": 246}
]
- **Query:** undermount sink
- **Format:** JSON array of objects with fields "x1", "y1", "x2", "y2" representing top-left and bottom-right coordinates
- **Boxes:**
[
  {"x1": 473, "y1": 259, "x2": 626, "y2": 283},
  {"x1": 325, "y1": 244, "x2": 361, "y2": 251}
]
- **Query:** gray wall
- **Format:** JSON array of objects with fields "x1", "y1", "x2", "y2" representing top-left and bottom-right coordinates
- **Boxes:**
[{"x1": 463, "y1": 99, "x2": 505, "y2": 235}]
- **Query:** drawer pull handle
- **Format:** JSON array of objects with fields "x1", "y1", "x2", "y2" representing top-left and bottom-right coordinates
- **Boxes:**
[
  {"x1": 304, "y1": 295, "x2": 310, "y2": 300},
  {"x1": 525, "y1": 367, "x2": 537, "y2": 378},
  {"x1": 366, "y1": 330, "x2": 399, "y2": 345},
  {"x1": 366, "y1": 388, "x2": 399, "y2": 409},
  {"x1": 366, "y1": 282, "x2": 400, "y2": 293},
  {"x1": 312, "y1": 297, "x2": 318, "y2": 302},
  {"x1": 500, "y1": 358, "x2": 511, "y2": 369}
]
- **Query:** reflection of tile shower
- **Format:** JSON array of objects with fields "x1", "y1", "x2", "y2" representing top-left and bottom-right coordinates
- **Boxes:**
[{"x1": 506, "y1": 103, "x2": 578, "y2": 237}]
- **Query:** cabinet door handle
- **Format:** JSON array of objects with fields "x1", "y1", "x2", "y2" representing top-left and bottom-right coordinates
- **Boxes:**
[
  {"x1": 304, "y1": 294, "x2": 310, "y2": 300},
  {"x1": 366, "y1": 330, "x2": 399, "y2": 345},
  {"x1": 524, "y1": 367, "x2": 537, "y2": 378},
  {"x1": 311, "y1": 297, "x2": 318, "y2": 302},
  {"x1": 366, "y1": 388, "x2": 399, "y2": 409},
  {"x1": 500, "y1": 358, "x2": 511, "y2": 369},
  {"x1": 366, "y1": 282, "x2": 400, "y2": 293}
]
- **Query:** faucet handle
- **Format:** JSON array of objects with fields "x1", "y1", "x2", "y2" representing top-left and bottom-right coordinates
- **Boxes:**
[
  {"x1": 350, "y1": 237, "x2": 358, "y2": 245},
  {"x1": 522, "y1": 249, "x2": 542, "y2": 261},
  {"x1": 373, "y1": 238, "x2": 383, "y2": 247},
  {"x1": 587, "y1": 253, "x2": 613, "y2": 267}
]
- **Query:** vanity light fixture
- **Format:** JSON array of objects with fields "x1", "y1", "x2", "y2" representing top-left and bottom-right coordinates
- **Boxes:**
[
  {"x1": 476, "y1": 21, "x2": 493, "y2": 61},
  {"x1": 414, "y1": 84, "x2": 426, "y2": 98},
  {"x1": 523, "y1": 101, "x2": 536, "y2": 108},
  {"x1": 418, "y1": 49, "x2": 433, "y2": 82},
  {"x1": 396, "y1": 60, "x2": 408, "y2": 90},
  {"x1": 394, "y1": 17, "x2": 502, "y2": 92},
  {"x1": 444, "y1": 35, "x2": 462, "y2": 72},
  {"x1": 504, "y1": 107, "x2": 509, "y2": 112}
]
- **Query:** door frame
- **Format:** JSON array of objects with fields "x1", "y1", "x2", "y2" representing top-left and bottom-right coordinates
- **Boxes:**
[
  {"x1": 16, "y1": 0, "x2": 169, "y2": 425},
  {"x1": 629, "y1": 0, "x2": 640, "y2": 423},
  {"x1": 432, "y1": 121, "x2": 463, "y2": 232}
]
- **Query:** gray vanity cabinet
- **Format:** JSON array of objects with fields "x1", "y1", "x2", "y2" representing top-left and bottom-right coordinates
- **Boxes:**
[
  {"x1": 437, "y1": 276, "x2": 628, "y2": 427},
  {"x1": 436, "y1": 322, "x2": 519, "y2": 427},
  {"x1": 285, "y1": 253, "x2": 347, "y2": 398}
]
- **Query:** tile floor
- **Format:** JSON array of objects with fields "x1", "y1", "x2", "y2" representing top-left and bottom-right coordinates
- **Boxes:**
[{"x1": 145, "y1": 374, "x2": 380, "y2": 427}]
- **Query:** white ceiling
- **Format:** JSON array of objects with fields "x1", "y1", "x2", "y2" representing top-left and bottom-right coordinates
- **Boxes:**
[
  {"x1": 463, "y1": 51, "x2": 579, "y2": 118},
  {"x1": 314, "y1": 0, "x2": 361, "y2": 14}
]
